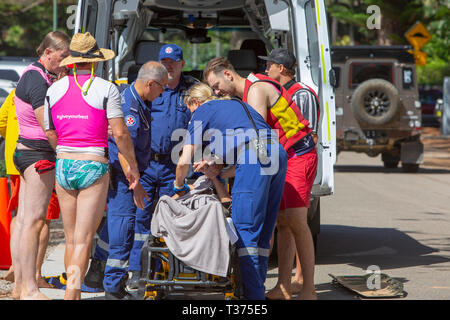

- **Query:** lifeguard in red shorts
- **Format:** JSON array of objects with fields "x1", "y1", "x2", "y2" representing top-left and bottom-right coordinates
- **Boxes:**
[{"x1": 260, "y1": 48, "x2": 319, "y2": 300}]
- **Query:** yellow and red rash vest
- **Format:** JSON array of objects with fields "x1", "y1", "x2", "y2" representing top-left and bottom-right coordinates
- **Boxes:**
[
  {"x1": 242, "y1": 73, "x2": 312, "y2": 151},
  {"x1": 285, "y1": 80, "x2": 320, "y2": 130}
]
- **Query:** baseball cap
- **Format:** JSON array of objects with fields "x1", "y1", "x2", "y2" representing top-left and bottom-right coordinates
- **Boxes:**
[
  {"x1": 159, "y1": 44, "x2": 184, "y2": 61},
  {"x1": 258, "y1": 48, "x2": 297, "y2": 70}
]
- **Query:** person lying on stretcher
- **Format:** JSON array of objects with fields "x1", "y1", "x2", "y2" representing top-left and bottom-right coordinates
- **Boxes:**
[
  {"x1": 151, "y1": 160, "x2": 237, "y2": 279},
  {"x1": 172, "y1": 161, "x2": 234, "y2": 213}
]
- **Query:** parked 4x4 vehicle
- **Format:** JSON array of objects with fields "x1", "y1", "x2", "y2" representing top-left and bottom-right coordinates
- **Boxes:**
[{"x1": 331, "y1": 45, "x2": 423, "y2": 172}]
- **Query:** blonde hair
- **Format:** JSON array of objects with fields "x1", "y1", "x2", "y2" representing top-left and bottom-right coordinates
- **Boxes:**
[
  {"x1": 36, "y1": 31, "x2": 70, "y2": 57},
  {"x1": 184, "y1": 82, "x2": 230, "y2": 106}
]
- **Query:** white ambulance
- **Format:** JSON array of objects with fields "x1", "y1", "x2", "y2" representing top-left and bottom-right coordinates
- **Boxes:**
[{"x1": 74, "y1": 0, "x2": 336, "y2": 247}]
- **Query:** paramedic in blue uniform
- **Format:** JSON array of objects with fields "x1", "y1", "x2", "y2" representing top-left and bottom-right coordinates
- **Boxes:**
[
  {"x1": 174, "y1": 83, "x2": 288, "y2": 300},
  {"x1": 90, "y1": 61, "x2": 168, "y2": 300},
  {"x1": 125, "y1": 44, "x2": 197, "y2": 288}
]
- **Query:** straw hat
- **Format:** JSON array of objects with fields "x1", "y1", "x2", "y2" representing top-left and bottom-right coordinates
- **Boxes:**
[{"x1": 59, "y1": 32, "x2": 115, "y2": 67}]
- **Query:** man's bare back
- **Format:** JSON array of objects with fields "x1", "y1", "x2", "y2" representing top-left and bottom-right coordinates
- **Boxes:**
[{"x1": 245, "y1": 81, "x2": 281, "y2": 121}]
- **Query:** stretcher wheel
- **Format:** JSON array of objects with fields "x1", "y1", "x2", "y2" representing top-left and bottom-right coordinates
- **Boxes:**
[
  {"x1": 224, "y1": 292, "x2": 239, "y2": 300},
  {"x1": 144, "y1": 289, "x2": 165, "y2": 300}
]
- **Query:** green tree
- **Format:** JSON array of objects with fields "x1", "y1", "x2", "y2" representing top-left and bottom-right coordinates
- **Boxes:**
[
  {"x1": 327, "y1": 0, "x2": 450, "y2": 84},
  {"x1": 327, "y1": 0, "x2": 430, "y2": 45},
  {"x1": 0, "y1": 0, "x2": 75, "y2": 57},
  {"x1": 417, "y1": 4, "x2": 450, "y2": 85}
]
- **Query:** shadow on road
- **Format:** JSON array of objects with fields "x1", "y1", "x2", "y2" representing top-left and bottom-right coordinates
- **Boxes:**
[
  {"x1": 315, "y1": 225, "x2": 450, "y2": 270},
  {"x1": 313, "y1": 282, "x2": 361, "y2": 300},
  {"x1": 334, "y1": 165, "x2": 450, "y2": 174}
]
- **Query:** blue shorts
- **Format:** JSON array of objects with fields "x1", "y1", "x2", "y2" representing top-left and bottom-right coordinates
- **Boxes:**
[{"x1": 55, "y1": 159, "x2": 109, "y2": 190}]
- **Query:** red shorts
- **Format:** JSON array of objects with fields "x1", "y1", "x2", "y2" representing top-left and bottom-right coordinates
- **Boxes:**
[
  {"x1": 279, "y1": 148, "x2": 318, "y2": 210},
  {"x1": 7, "y1": 175, "x2": 60, "y2": 220}
]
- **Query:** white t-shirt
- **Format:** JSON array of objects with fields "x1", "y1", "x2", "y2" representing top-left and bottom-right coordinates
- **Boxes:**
[{"x1": 44, "y1": 70, "x2": 124, "y2": 156}]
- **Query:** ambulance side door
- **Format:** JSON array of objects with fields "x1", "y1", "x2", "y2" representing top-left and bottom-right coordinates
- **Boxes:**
[
  {"x1": 290, "y1": 0, "x2": 336, "y2": 196},
  {"x1": 74, "y1": 0, "x2": 114, "y2": 78}
]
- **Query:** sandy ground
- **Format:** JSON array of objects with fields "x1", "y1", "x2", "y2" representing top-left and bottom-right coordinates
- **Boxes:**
[{"x1": 1, "y1": 127, "x2": 449, "y2": 299}]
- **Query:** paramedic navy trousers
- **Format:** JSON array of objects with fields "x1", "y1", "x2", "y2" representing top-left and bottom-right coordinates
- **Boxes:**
[
  {"x1": 102, "y1": 172, "x2": 151, "y2": 293},
  {"x1": 95, "y1": 159, "x2": 177, "y2": 283},
  {"x1": 232, "y1": 145, "x2": 288, "y2": 300},
  {"x1": 127, "y1": 159, "x2": 176, "y2": 271}
]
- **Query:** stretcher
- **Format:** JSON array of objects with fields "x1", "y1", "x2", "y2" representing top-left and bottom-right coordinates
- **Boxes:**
[{"x1": 137, "y1": 235, "x2": 242, "y2": 300}]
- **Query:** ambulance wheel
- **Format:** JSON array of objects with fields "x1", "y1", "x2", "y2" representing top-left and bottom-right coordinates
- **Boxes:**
[
  {"x1": 224, "y1": 292, "x2": 239, "y2": 300},
  {"x1": 145, "y1": 290, "x2": 165, "y2": 300}
]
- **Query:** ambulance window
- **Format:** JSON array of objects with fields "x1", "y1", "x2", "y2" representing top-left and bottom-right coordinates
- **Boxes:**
[
  {"x1": 305, "y1": 0, "x2": 320, "y2": 86},
  {"x1": 141, "y1": 28, "x2": 244, "y2": 71},
  {"x1": 83, "y1": 0, "x2": 98, "y2": 35}
]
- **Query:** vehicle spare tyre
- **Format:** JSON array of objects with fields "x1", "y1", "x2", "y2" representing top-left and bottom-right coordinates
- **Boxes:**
[{"x1": 351, "y1": 79, "x2": 400, "y2": 125}]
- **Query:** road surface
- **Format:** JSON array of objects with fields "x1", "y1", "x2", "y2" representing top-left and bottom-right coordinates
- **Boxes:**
[
  {"x1": 1, "y1": 129, "x2": 449, "y2": 300},
  {"x1": 265, "y1": 146, "x2": 450, "y2": 300}
]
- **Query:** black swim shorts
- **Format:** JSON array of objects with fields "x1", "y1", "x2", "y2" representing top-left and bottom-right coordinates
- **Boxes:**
[{"x1": 13, "y1": 148, "x2": 56, "y2": 175}]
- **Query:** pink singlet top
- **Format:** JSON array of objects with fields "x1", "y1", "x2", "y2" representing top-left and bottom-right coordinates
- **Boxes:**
[
  {"x1": 14, "y1": 64, "x2": 53, "y2": 141},
  {"x1": 50, "y1": 74, "x2": 108, "y2": 149}
]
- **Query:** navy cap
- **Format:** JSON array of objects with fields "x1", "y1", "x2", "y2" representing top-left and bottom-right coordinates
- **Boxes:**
[
  {"x1": 258, "y1": 48, "x2": 297, "y2": 70},
  {"x1": 159, "y1": 44, "x2": 184, "y2": 61}
]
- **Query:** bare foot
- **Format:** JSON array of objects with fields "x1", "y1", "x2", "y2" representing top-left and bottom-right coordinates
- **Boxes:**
[
  {"x1": 11, "y1": 286, "x2": 21, "y2": 300},
  {"x1": 1, "y1": 270, "x2": 14, "y2": 282},
  {"x1": 64, "y1": 288, "x2": 81, "y2": 300},
  {"x1": 37, "y1": 277, "x2": 54, "y2": 288},
  {"x1": 291, "y1": 279, "x2": 303, "y2": 294},
  {"x1": 20, "y1": 291, "x2": 52, "y2": 300},
  {"x1": 265, "y1": 285, "x2": 292, "y2": 300},
  {"x1": 296, "y1": 289, "x2": 318, "y2": 300}
]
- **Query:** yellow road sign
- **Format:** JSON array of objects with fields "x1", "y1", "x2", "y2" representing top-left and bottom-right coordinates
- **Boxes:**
[
  {"x1": 405, "y1": 21, "x2": 431, "y2": 50},
  {"x1": 408, "y1": 49, "x2": 427, "y2": 66}
]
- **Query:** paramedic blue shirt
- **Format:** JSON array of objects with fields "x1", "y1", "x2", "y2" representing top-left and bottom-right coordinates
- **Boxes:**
[
  {"x1": 108, "y1": 82, "x2": 152, "y2": 173},
  {"x1": 150, "y1": 74, "x2": 196, "y2": 155},
  {"x1": 185, "y1": 99, "x2": 273, "y2": 164}
]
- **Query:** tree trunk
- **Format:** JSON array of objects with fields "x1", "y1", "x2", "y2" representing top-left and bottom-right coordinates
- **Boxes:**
[
  {"x1": 349, "y1": 25, "x2": 355, "y2": 45},
  {"x1": 330, "y1": 0, "x2": 338, "y2": 45},
  {"x1": 377, "y1": 15, "x2": 396, "y2": 45},
  {"x1": 349, "y1": 0, "x2": 355, "y2": 45},
  {"x1": 331, "y1": 16, "x2": 338, "y2": 44}
]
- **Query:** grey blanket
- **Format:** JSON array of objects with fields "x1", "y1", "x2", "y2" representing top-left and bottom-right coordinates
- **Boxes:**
[{"x1": 150, "y1": 176, "x2": 230, "y2": 277}]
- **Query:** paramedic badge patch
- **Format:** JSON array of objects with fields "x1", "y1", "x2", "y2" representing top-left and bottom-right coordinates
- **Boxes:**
[
  {"x1": 165, "y1": 46, "x2": 173, "y2": 54},
  {"x1": 126, "y1": 115, "x2": 136, "y2": 126}
]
